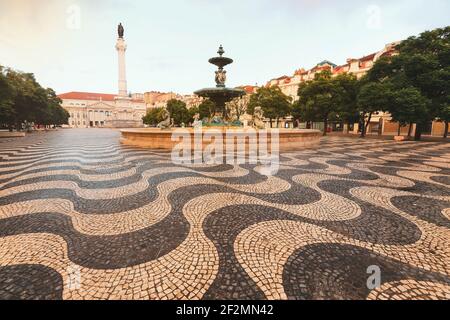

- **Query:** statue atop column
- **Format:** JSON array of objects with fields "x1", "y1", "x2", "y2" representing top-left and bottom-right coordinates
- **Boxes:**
[{"x1": 118, "y1": 23, "x2": 124, "y2": 38}]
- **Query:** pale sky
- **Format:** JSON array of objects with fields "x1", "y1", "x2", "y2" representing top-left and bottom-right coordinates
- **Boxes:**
[{"x1": 0, "y1": 0, "x2": 449, "y2": 95}]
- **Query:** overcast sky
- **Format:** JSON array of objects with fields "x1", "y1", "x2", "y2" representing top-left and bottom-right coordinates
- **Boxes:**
[{"x1": 0, "y1": 0, "x2": 449, "y2": 95}]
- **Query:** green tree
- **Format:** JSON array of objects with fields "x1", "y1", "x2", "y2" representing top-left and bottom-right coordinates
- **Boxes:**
[
  {"x1": 1, "y1": 67, "x2": 69, "y2": 129},
  {"x1": 52, "y1": 104, "x2": 70, "y2": 126},
  {"x1": 0, "y1": 66, "x2": 15, "y2": 129},
  {"x1": 291, "y1": 99, "x2": 318, "y2": 128},
  {"x1": 357, "y1": 81, "x2": 392, "y2": 137},
  {"x1": 334, "y1": 73, "x2": 360, "y2": 133},
  {"x1": 248, "y1": 86, "x2": 292, "y2": 128},
  {"x1": 142, "y1": 107, "x2": 165, "y2": 126},
  {"x1": 389, "y1": 87, "x2": 431, "y2": 136},
  {"x1": 290, "y1": 100, "x2": 302, "y2": 128},
  {"x1": 197, "y1": 99, "x2": 216, "y2": 120},
  {"x1": 166, "y1": 99, "x2": 190, "y2": 126},
  {"x1": 45, "y1": 89, "x2": 69, "y2": 126},
  {"x1": 188, "y1": 106, "x2": 199, "y2": 123},
  {"x1": 296, "y1": 71, "x2": 340, "y2": 136},
  {"x1": 365, "y1": 26, "x2": 450, "y2": 140},
  {"x1": 5, "y1": 69, "x2": 41, "y2": 128},
  {"x1": 35, "y1": 87, "x2": 54, "y2": 126}
]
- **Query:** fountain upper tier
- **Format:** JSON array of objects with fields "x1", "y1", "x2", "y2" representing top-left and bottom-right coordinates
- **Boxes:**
[
  {"x1": 208, "y1": 57, "x2": 233, "y2": 69},
  {"x1": 194, "y1": 45, "x2": 245, "y2": 119},
  {"x1": 208, "y1": 44, "x2": 233, "y2": 69}
]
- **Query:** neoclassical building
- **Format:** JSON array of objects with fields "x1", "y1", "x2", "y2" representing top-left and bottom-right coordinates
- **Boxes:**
[
  {"x1": 58, "y1": 24, "x2": 146, "y2": 128},
  {"x1": 58, "y1": 92, "x2": 146, "y2": 128}
]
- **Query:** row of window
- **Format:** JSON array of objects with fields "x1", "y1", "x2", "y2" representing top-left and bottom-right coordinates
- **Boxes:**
[
  {"x1": 71, "y1": 121, "x2": 105, "y2": 126},
  {"x1": 69, "y1": 111, "x2": 113, "y2": 118}
]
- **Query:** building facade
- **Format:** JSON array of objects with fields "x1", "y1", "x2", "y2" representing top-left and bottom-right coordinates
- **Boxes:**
[
  {"x1": 144, "y1": 91, "x2": 203, "y2": 110},
  {"x1": 58, "y1": 92, "x2": 146, "y2": 128},
  {"x1": 267, "y1": 42, "x2": 400, "y2": 102}
]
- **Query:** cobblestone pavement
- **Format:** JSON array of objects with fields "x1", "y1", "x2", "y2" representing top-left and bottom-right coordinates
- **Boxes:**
[{"x1": 0, "y1": 129, "x2": 449, "y2": 300}]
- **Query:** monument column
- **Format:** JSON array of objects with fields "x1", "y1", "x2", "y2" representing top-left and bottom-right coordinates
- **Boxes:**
[{"x1": 115, "y1": 23, "x2": 128, "y2": 97}]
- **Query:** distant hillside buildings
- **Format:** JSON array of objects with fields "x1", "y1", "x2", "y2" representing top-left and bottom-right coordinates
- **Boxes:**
[{"x1": 266, "y1": 42, "x2": 399, "y2": 101}]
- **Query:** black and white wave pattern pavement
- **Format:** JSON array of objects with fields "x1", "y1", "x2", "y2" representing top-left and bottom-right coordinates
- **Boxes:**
[{"x1": 0, "y1": 129, "x2": 449, "y2": 300}]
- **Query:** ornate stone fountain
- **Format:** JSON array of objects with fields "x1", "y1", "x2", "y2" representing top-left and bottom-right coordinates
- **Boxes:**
[
  {"x1": 120, "y1": 45, "x2": 322, "y2": 151},
  {"x1": 194, "y1": 45, "x2": 246, "y2": 122}
]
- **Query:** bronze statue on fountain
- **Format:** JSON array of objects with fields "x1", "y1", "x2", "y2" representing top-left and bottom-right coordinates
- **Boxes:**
[{"x1": 194, "y1": 45, "x2": 246, "y2": 125}]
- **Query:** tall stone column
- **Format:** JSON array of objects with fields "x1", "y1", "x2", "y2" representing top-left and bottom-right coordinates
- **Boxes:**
[{"x1": 115, "y1": 38, "x2": 128, "y2": 97}]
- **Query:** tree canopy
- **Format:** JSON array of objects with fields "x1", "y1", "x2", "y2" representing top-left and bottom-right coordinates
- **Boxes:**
[
  {"x1": 356, "y1": 81, "x2": 392, "y2": 137},
  {"x1": 333, "y1": 73, "x2": 360, "y2": 128},
  {"x1": 295, "y1": 71, "x2": 341, "y2": 135},
  {"x1": 0, "y1": 66, "x2": 15, "y2": 125},
  {"x1": 142, "y1": 107, "x2": 166, "y2": 126},
  {"x1": 197, "y1": 99, "x2": 216, "y2": 120},
  {"x1": 0, "y1": 66, "x2": 69, "y2": 130},
  {"x1": 166, "y1": 99, "x2": 191, "y2": 126},
  {"x1": 292, "y1": 71, "x2": 360, "y2": 134},
  {"x1": 364, "y1": 26, "x2": 450, "y2": 139},
  {"x1": 390, "y1": 87, "x2": 431, "y2": 135},
  {"x1": 248, "y1": 86, "x2": 292, "y2": 127}
]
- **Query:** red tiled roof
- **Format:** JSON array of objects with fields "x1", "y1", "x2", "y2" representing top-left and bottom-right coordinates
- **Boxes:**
[
  {"x1": 271, "y1": 75, "x2": 290, "y2": 81},
  {"x1": 58, "y1": 92, "x2": 116, "y2": 101},
  {"x1": 239, "y1": 85, "x2": 258, "y2": 94},
  {"x1": 294, "y1": 68, "x2": 306, "y2": 76},
  {"x1": 312, "y1": 65, "x2": 331, "y2": 72},
  {"x1": 58, "y1": 92, "x2": 144, "y2": 103},
  {"x1": 359, "y1": 53, "x2": 376, "y2": 62},
  {"x1": 333, "y1": 64, "x2": 349, "y2": 74}
]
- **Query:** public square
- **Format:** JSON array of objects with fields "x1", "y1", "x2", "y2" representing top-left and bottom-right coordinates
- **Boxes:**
[{"x1": 0, "y1": 129, "x2": 449, "y2": 300}]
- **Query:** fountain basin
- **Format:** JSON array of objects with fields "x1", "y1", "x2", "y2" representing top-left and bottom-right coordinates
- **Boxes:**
[
  {"x1": 194, "y1": 87, "x2": 245, "y2": 99},
  {"x1": 194, "y1": 87, "x2": 246, "y2": 114},
  {"x1": 120, "y1": 128, "x2": 321, "y2": 151}
]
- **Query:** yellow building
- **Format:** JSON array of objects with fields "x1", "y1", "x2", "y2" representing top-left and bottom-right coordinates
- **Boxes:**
[{"x1": 144, "y1": 91, "x2": 203, "y2": 110}]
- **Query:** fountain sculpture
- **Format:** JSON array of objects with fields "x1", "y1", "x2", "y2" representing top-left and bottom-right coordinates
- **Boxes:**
[
  {"x1": 120, "y1": 45, "x2": 322, "y2": 151},
  {"x1": 194, "y1": 45, "x2": 246, "y2": 123}
]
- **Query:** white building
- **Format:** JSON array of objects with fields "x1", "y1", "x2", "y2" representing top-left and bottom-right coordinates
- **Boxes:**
[{"x1": 58, "y1": 92, "x2": 146, "y2": 128}]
